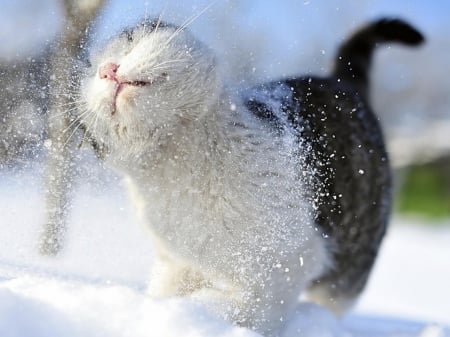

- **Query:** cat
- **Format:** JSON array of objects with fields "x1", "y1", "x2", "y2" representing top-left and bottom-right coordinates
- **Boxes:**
[{"x1": 78, "y1": 17, "x2": 423, "y2": 335}]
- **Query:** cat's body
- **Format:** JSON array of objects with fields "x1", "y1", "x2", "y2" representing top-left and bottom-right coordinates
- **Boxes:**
[{"x1": 79, "y1": 18, "x2": 423, "y2": 335}]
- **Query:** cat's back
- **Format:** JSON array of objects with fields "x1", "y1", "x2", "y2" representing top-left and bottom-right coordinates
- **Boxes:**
[{"x1": 244, "y1": 74, "x2": 392, "y2": 307}]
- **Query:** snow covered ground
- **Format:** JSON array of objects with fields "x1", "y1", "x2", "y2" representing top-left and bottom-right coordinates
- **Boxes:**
[{"x1": 0, "y1": 161, "x2": 449, "y2": 337}]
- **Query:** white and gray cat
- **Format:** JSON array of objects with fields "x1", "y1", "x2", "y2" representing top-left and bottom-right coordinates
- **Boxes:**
[{"x1": 78, "y1": 18, "x2": 423, "y2": 335}]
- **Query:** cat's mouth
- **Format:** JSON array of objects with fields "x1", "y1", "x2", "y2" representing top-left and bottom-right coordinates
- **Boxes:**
[
  {"x1": 111, "y1": 81, "x2": 148, "y2": 115},
  {"x1": 111, "y1": 74, "x2": 168, "y2": 115}
]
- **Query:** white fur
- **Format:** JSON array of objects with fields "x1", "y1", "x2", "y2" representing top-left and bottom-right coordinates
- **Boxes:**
[{"x1": 80, "y1": 22, "x2": 332, "y2": 336}]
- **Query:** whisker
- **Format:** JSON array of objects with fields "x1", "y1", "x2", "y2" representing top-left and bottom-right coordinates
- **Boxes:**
[
  {"x1": 47, "y1": 96, "x2": 82, "y2": 110},
  {"x1": 154, "y1": 58, "x2": 189, "y2": 67},
  {"x1": 70, "y1": 108, "x2": 99, "y2": 147},
  {"x1": 63, "y1": 120, "x2": 83, "y2": 149},
  {"x1": 129, "y1": 58, "x2": 188, "y2": 79},
  {"x1": 48, "y1": 101, "x2": 88, "y2": 121},
  {"x1": 153, "y1": 3, "x2": 167, "y2": 35},
  {"x1": 61, "y1": 106, "x2": 92, "y2": 132},
  {"x1": 92, "y1": 113, "x2": 100, "y2": 138},
  {"x1": 54, "y1": 99, "x2": 81, "y2": 108},
  {"x1": 164, "y1": 1, "x2": 217, "y2": 47},
  {"x1": 79, "y1": 122, "x2": 90, "y2": 147},
  {"x1": 139, "y1": 58, "x2": 189, "y2": 77},
  {"x1": 59, "y1": 103, "x2": 81, "y2": 115},
  {"x1": 80, "y1": 111, "x2": 99, "y2": 147},
  {"x1": 48, "y1": 108, "x2": 77, "y2": 120}
]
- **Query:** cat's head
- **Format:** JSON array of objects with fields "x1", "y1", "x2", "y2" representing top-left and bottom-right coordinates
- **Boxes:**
[{"x1": 80, "y1": 19, "x2": 219, "y2": 155}]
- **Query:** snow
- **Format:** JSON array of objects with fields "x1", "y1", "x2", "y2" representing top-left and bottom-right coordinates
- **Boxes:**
[
  {"x1": 1, "y1": 1, "x2": 449, "y2": 335},
  {"x1": 0, "y1": 162, "x2": 449, "y2": 337},
  {"x1": 0, "y1": 0, "x2": 61, "y2": 60}
]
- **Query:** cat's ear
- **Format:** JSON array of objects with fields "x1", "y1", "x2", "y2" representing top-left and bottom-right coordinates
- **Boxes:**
[{"x1": 120, "y1": 28, "x2": 134, "y2": 43}]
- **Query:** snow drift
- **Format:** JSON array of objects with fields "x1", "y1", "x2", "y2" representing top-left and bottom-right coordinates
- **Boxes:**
[{"x1": 0, "y1": 163, "x2": 449, "y2": 337}]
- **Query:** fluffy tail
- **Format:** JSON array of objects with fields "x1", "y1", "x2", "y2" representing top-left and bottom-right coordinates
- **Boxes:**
[{"x1": 333, "y1": 18, "x2": 424, "y2": 96}]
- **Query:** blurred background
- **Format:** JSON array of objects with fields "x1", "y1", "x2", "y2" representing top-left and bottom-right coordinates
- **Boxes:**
[
  {"x1": 1, "y1": 0, "x2": 449, "y2": 219},
  {"x1": 0, "y1": 0, "x2": 449, "y2": 326}
]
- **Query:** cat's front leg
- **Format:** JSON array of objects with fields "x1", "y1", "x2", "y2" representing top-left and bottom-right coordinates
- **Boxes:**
[{"x1": 148, "y1": 250, "x2": 209, "y2": 298}]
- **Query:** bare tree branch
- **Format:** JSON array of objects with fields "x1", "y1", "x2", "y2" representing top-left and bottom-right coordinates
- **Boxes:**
[{"x1": 40, "y1": 0, "x2": 106, "y2": 255}]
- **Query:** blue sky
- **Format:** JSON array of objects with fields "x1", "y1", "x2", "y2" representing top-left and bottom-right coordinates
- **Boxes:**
[
  {"x1": 96, "y1": 1, "x2": 448, "y2": 37},
  {"x1": 1, "y1": 0, "x2": 447, "y2": 69},
  {"x1": 84, "y1": 1, "x2": 445, "y2": 80}
]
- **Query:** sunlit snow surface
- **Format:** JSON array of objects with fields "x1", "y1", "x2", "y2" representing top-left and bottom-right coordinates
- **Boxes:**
[{"x1": 0, "y1": 162, "x2": 449, "y2": 337}]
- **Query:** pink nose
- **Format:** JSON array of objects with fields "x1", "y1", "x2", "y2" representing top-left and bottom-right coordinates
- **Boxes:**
[{"x1": 98, "y1": 62, "x2": 119, "y2": 80}]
